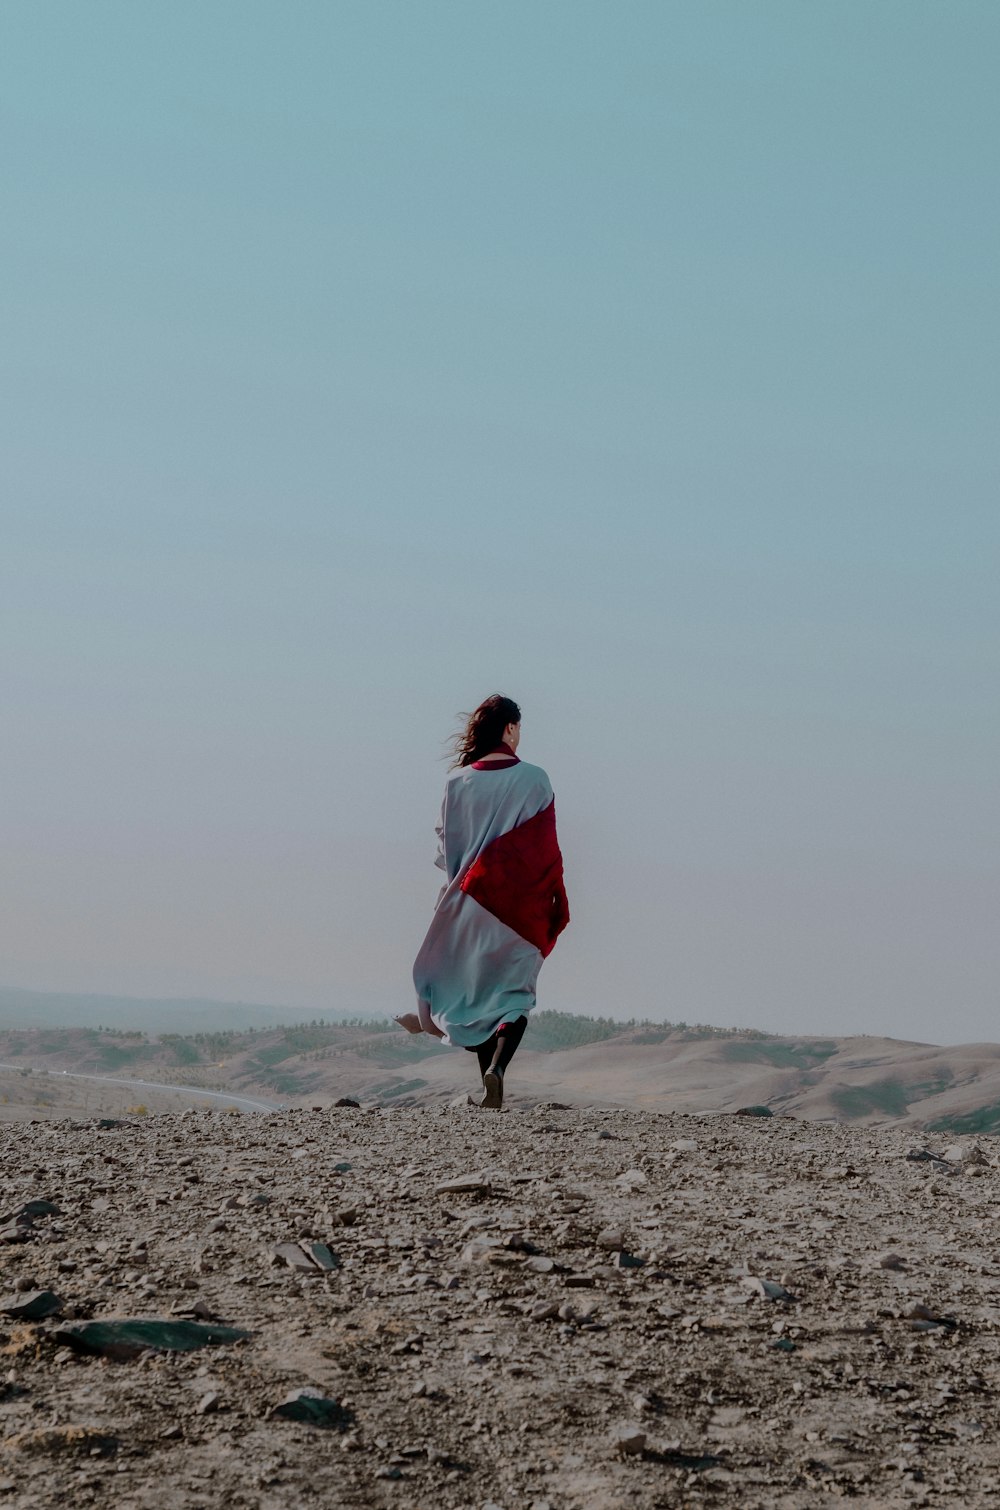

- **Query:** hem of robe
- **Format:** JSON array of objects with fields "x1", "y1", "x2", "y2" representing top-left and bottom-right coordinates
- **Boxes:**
[{"x1": 413, "y1": 894, "x2": 542, "y2": 1048}]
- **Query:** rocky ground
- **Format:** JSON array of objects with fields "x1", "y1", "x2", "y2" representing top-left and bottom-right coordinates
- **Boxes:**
[{"x1": 1, "y1": 1101, "x2": 999, "y2": 1508}]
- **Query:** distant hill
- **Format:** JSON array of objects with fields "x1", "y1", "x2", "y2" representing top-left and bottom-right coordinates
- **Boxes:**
[
  {"x1": 0, "y1": 988, "x2": 340, "y2": 1035},
  {"x1": 2, "y1": 1012, "x2": 1000, "y2": 1134}
]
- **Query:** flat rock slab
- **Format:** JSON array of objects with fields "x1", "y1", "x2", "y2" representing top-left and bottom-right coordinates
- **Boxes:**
[
  {"x1": 434, "y1": 1173, "x2": 491, "y2": 1195},
  {"x1": 273, "y1": 1240, "x2": 339, "y2": 1273},
  {"x1": 0, "y1": 1290, "x2": 64, "y2": 1320},
  {"x1": 53, "y1": 1319, "x2": 252, "y2": 1361}
]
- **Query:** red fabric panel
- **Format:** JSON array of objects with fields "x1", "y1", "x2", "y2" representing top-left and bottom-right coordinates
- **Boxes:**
[{"x1": 460, "y1": 799, "x2": 569, "y2": 958}]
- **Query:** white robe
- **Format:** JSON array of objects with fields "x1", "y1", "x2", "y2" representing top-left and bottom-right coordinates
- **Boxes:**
[{"x1": 412, "y1": 760, "x2": 555, "y2": 1047}]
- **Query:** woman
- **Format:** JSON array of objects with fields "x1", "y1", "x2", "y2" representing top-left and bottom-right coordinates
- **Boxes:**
[{"x1": 397, "y1": 694, "x2": 569, "y2": 1109}]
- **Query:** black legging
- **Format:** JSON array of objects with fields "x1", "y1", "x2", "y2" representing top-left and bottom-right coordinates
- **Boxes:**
[{"x1": 464, "y1": 1014, "x2": 528, "y2": 1078}]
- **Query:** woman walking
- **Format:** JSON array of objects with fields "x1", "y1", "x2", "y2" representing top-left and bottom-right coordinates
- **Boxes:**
[{"x1": 397, "y1": 694, "x2": 569, "y2": 1108}]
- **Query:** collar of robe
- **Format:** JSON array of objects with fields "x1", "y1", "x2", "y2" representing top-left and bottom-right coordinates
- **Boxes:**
[{"x1": 471, "y1": 745, "x2": 521, "y2": 769}]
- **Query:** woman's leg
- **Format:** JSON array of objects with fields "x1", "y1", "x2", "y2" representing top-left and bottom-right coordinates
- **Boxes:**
[
  {"x1": 472, "y1": 1034, "x2": 497, "y2": 1081},
  {"x1": 481, "y1": 1015, "x2": 528, "y2": 1108},
  {"x1": 489, "y1": 1015, "x2": 528, "y2": 1073}
]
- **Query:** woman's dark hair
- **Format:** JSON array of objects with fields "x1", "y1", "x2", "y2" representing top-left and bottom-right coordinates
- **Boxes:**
[{"x1": 450, "y1": 694, "x2": 521, "y2": 768}]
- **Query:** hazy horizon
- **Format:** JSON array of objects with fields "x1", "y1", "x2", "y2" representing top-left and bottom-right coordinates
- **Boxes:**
[{"x1": 3, "y1": 3, "x2": 998, "y2": 1045}]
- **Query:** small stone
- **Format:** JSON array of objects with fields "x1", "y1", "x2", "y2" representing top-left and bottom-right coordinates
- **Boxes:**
[
  {"x1": 615, "y1": 1168, "x2": 647, "y2": 1187},
  {"x1": 196, "y1": 1391, "x2": 220, "y2": 1415},
  {"x1": 374, "y1": 1465, "x2": 402, "y2": 1480},
  {"x1": 878, "y1": 1252, "x2": 907, "y2": 1271},
  {"x1": 435, "y1": 1173, "x2": 491, "y2": 1195},
  {"x1": 943, "y1": 1142, "x2": 986, "y2": 1165},
  {"x1": 524, "y1": 1256, "x2": 554, "y2": 1274},
  {"x1": 741, "y1": 1276, "x2": 795, "y2": 1302},
  {"x1": 529, "y1": 1301, "x2": 560, "y2": 1321},
  {"x1": 160, "y1": 1425, "x2": 183, "y2": 1441},
  {"x1": 565, "y1": 1274, "x2": 595, "y2": 1288},
  {"x1": 460, "y1": 1239, "x2": 502, "y2": 1263},
  {"x1": 596, "y1": 1228, "x2": 625, "y2": 1251},
  {"x1": 670, "y1": 1139, "x2": 698, "y2": 1153},
  {"x1": 611, "y1": 1426, "x2": 647, "y2": 1456},
  {"x1": 905, "y1": 1147, "x2": 952, "y2": 1168},
  {"x1": 273, "y1": 1242, "x2": 319, "y2": 1273}
]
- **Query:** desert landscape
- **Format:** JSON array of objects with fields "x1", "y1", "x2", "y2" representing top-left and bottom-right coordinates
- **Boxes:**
[
  {"x1": 1, "y1": 1003, "x2": 999, "y2": 1136},
  {"x1": 2, "y1": 1098, "x2": 1000, "y2": 1508},
  {"x1": 3, "y1": 1007, "x2": 1000, "y2": 1506}
]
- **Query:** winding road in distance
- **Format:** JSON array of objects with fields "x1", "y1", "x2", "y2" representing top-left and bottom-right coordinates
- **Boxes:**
[{"x1": 0, "y1": 1063, "x2": 282, "y2": 1115}]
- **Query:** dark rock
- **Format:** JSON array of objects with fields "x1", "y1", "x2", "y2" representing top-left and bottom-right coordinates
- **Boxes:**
[
  {"x1": 0, "y1": 1290, "x2": 64, "y2": 1320},
  {"x1": 611, "y1": 1426, "x2": 647, "y2": 1455},
  {"x1": 54, "y1": 1319, "x2": 252, "y2": 1360},
  {"x1": 735, "y1": 1106, "x2": 773, "y2": 1118},
  {"x1": 303, "y1": 1241, "x2": 340, "y2": 1271},
  {"x1": 334, "y1": 1098, "x2": 361, "y2": 1108},
  {"x1": 269, "y1": 1388, "x2": 352, "y2": 1428},
  {"x1": 2, "y1": 1200, "x2": 61, "y2": 1224},
  {"x1": 613, "y1": 1251, "x2": 645, "y2": 1270},
  {"x1": 905, "y1": 1147, "x2": 951, "y2": 1166}
]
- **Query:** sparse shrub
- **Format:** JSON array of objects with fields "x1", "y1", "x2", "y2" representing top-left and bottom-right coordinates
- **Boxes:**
[{"x1": 127, "y1": 1103, "x2": 148, "y2": 1116}]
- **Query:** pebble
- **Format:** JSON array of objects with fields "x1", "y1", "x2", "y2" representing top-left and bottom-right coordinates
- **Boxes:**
[
  {"x1": 741, "y1": 1276, "x2": 795, "y2": 1302},
  {"x1": 596, "y1": 1228, "x2": 625, "y2": 1251},
  {"x1": 612, "y1": 1426, "x2": 647, "y2": 1456},
  {"x1": 435, "y1": 1173, "x2": 491, "y2": 1195}
]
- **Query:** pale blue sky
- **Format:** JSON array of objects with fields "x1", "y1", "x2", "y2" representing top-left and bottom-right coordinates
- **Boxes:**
[{"x1": 2, "y1": 2, "x2": 997, "y2": 1041}]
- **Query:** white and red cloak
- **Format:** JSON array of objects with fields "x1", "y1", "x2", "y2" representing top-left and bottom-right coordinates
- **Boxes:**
[{"x1": 412, "y1": 750, "x2": 569, "y2": 1047}]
